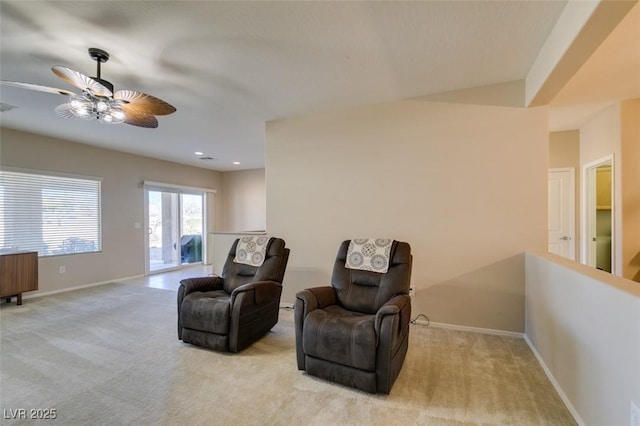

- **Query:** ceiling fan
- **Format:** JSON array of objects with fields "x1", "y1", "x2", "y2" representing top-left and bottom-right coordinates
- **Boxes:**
[{"x1": 0, "y1": 48, "x2": 176, "y2": 128}]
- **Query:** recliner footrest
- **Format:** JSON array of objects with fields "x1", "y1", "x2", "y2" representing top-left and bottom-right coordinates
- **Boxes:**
[{"x1": 305, "y1": 355, "x2": 377, "y2": 394}]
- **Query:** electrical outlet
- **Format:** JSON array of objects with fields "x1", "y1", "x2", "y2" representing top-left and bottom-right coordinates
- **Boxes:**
[
  {"x1": 409, "y1": 287, "x2": 415, "y2": 297},
  {"x1": 59, "y1": 265, "x2": 66, "y2": 274},
  {"x1": 631, "y1": 401, "x2": 640, "y2": 426}
]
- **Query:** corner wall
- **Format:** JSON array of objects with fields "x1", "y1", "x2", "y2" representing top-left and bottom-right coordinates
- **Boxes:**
[
  {"x1": 266, "y1": 99, "x2": 548, "y2": 332},
  {"x1": 220, "y1": 168, "x2": 266, "y2": 232},
  {"x1": 525, "y1": 250, "x2": 640, "y2": 426},
  {"x1": 579, "y1": 103, "x2": 622, "y2": 274},
  {"x1": 579, "y1": 100, "x2": 640, "y2": 281}
]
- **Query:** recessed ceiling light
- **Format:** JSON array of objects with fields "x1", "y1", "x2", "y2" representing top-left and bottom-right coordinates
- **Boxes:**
[
  {"x1": 194, "y1": 151, "x2": 203, "y2": 156},
  {"x1": 233, "y1": 161, "x2": 240, "y2": 165}
]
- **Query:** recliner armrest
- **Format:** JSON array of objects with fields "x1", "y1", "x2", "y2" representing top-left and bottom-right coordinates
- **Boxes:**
[
  {"x1": 231, "y1": 280, "x2": 282, "y2": 305},
  {"x1": 177, "y1": 276, "x2": 224, "y2": 341},
  {"x1": 296, "y1": 286, "x2": 336, "y2": 313},
  {"x1": 179, "y1": 276, "x2": 224, "y2": 296},
  {"x1": 294, "y1": 286, "x2": 336, "y2": 370},
  {"x1": 374, "y1": 294, "x2": 411, "y2": 338}
]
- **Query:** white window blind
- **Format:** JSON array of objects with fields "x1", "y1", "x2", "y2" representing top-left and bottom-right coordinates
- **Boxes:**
[{"x1": 0, "y1": 170, "x2": 102, "y2": 256}]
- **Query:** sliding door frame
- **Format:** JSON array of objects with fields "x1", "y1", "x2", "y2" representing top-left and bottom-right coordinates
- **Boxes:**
[{"x1": 143, "y1": 181, "x2": 215, "y2": 275}]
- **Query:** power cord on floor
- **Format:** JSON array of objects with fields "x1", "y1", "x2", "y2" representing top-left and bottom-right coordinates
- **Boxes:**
[{"x1": 410, "y1": 313, "x2": 430, "y2": 326}]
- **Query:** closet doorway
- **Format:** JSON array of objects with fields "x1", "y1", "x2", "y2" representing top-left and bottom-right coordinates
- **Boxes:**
[{"x1": 582, "y1": 155, "x2": 614, "y2": 273}]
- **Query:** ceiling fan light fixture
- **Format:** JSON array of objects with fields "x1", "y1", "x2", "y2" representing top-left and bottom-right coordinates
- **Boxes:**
[
  {"x1": 99, "y1": 105, "x2": 125, "y2": 124},
  {"x1": 68, "y1": 93, "x2": 126, "y2": 124},
  {"x1": 97, "y1": 102, "x2": 126, "y2": 124},
  {"x1": 110, "y1": 107, "x2": 125, "y2": 122},
  {"x1": 96, "y1": 100, "x2": 109, "y2": 112},
  {"x1": 68, "y1": 94, "x2": 92, "y2": 117}
]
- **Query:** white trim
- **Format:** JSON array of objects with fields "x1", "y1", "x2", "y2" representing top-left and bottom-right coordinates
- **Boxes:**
[
  {"x1": 524, "y1": 335, "x2": 586, "y2": 426},
  {"x1": 21, "y1": 274, "x2": 145, "y2": 300},
  {"x1": 143, "y1": 180, "x2": 216, "y2": 194},
  {"x1": 210, "y1": 231, "x2": 267, "y2": 236},
  {"x1": 581, "y1": 154, "x2": 615, "y2": 273},
  {"x1": 143, "y1": 188, "x2": 150, "y2": 274},
  {"x1": 412, "y1": 319, "x2": 524, "y2": 339},
  {"x1": 143, "y1": 188, "x2": 209, "y2": 274}
]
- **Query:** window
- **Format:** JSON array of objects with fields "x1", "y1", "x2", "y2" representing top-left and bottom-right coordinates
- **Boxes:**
[{"x1": 0, "y1": 169, "x2": 102, "y2": 256}]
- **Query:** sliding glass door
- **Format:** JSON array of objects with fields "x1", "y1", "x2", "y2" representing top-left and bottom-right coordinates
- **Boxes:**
[
  {"x1": 147, "y1": 190, "x2": 180, "y2": 273},
  {"x1": 145, "y1": 187, "x2": 205, "y2": 274},
  {"x1": 179, "y1": 193, "x2": 203, "y2": 265}
]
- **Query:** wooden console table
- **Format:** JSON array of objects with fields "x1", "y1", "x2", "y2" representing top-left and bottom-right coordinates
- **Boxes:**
[{"x1": 0, "y1": 251, "x2": 38, "y2": 305}]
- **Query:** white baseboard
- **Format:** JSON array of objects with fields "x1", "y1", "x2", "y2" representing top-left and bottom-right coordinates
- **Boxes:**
[
  {"x1": 524, "y1": 335, "x2": 585, "y2": 426},
  {"x1": 413, "y1": 319, "x2": 524, "y2": 339},
  {"x1": 21, "y1": 274, "x2": 145, "y2": 300},
  {"x1": 280, "y1": 302, "x2": 294, "y2": 309}
]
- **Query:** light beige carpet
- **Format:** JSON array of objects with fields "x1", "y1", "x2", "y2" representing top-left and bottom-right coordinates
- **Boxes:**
[{"x1": 0, "y1": 283, "x2": 575, "y2": 425}]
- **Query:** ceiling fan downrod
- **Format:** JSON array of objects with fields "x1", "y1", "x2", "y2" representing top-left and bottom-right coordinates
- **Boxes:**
[{"x1": 88, "y1": 47, "x2": 113, "y2": 93}]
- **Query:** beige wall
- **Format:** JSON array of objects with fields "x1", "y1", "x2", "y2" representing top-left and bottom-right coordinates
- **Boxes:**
[
  {"x1": 621, "y1": 99, "x2": 640, "y2": 281},
  {"x1": 557, "y1": 100, "x2": 640, "y2": 281},
  {"x1": 549, "y1": 130, "x2": 580, "y2": 168},
  {"x1": 0, "y1": 128, "x2": 222, "y2": 294},
  {"x1": 266, "y1": 99, "x2": 548, "y2": 333},
  {"x1": 525, "y1": 250, "x2": 640, "y2": 426},
  {"x1": 580, "y1": 103, "x2": 622, "y2": 166},
  {"x1": 579, "y1": 103, "x2": 624, "y2": 276},
  {"x1": 220, "y1": 169, "x2": 266, "y2": 232},
  {"x1": 549, "y1": 121, "x2": 635, "y2": 275}
]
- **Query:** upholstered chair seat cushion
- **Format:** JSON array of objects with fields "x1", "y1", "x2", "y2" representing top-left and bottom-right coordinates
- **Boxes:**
[
  {"x1": 303, "y1": 305, "x2": 376, "y2": 371},
  {"x1": 180, "y1": 290, "x2": 231, "y2": 335}
]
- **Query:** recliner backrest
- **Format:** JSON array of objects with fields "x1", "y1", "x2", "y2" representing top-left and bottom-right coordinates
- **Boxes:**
[
  {"x1": 222, "y1": 237, "x2": 288, "y2": 293},
  {"x1": 331, "y1": 240, "x2": 412, "y2": 314}
]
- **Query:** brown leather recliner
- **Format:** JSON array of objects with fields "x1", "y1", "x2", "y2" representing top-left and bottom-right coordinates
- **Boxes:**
[
  {"x1": 294, "y1": 240, "x2": 412, "y2": 394},
  {"x1": 178, "y1": 237, "x2": 289, "y2": 352}
]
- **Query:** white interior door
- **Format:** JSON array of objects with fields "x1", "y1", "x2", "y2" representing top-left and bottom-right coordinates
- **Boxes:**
[{"x1": 548, "y1": 168, "x2": 575, "y2": 260}]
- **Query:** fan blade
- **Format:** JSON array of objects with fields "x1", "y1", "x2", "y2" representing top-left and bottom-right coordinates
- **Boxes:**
[
  {"x1": 52, "y1": 66, "x2": 112, "y2": 97},
  {"x1": 122, "y1": 108, "x2": 158, "y2": 128},
  {"x1": 114, "y1": 90, "x2": 176, "y2": 115},
  {"x1": 54, "y1": 103, "x2": 76, "y2": 119},
  {"x1": 1, "y1": 80, "x2": 76, "y2": 96}
]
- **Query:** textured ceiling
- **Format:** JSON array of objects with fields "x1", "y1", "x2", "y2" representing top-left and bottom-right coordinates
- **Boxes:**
[{"x1": 0, "y1": 1, "x2": 575, "y2": 170}]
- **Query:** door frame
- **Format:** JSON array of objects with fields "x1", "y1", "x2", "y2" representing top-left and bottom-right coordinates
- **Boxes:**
[
  {"x1": 548, "y1": 167, "x2": 575, "y2": 260},
  {"x1": 144, "y1": 188, "x2": 181, "y2": 274},
  {"x1": 581, "y1": 154, "x2": 615, "y2": 273},
  {"x1": 143, "y1": 181, "x2": 215, "y2": 275}
]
